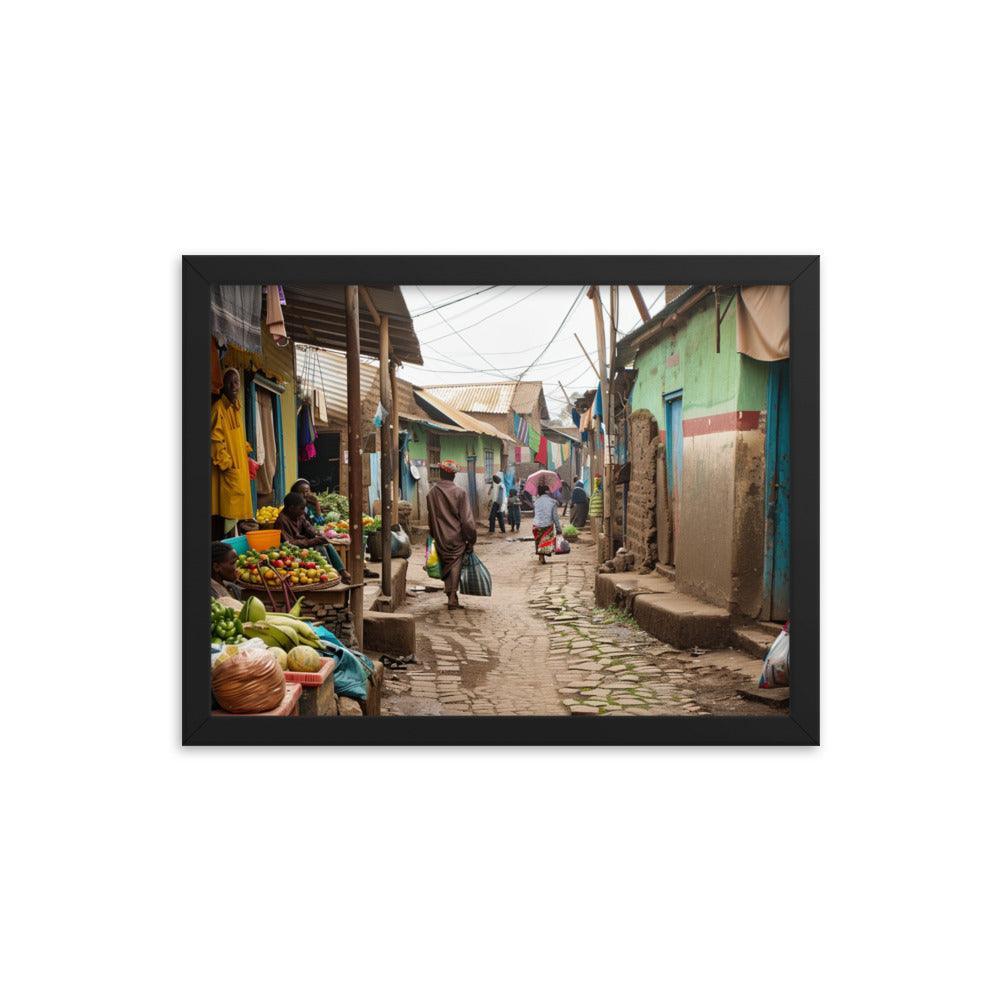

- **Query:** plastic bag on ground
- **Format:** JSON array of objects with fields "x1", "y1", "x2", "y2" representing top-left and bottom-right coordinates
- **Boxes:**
[
  {"x1": 554, "y1": 535, "x2": 571, "y2": 555},
  {"x1": 424, "y1": 537, "x2": 442, "y2": 579},
  {"x1": 758, "y1": 624, "x2": 790, "y2": 688},
  {"x1": 390, "y1": 525, "x2": 411, "y2": 559},
  {"x1": 459, "y1": 551, "x2": 492, "y2": 596}
]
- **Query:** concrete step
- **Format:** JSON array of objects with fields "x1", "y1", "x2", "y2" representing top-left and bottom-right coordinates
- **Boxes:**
[
  {"x1": 594, "y1": 571, "x2": 675, "y2": 614},
  {"x1": 632, "y1": 590, "x2": 732, "y2": 650},
  {"x1": 731, "y1": 624, "x2": 778, "y2": 660},
  {"x1": 654, "y1": 562, "x2": 676, "y2": 581}
]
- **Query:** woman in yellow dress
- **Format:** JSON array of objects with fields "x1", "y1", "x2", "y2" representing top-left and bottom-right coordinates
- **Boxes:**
[{"x1": 211, "y1": 367, "x2": 254, "y2": 526}]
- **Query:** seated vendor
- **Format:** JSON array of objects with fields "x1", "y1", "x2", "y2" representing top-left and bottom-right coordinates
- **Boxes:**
[
  {"x1": 274, "y1": 491, "x2": 350, "y2": 583},
  {"x1": 211, "y1": 542, "x2": 242, "y2": 600},
  {"x1": 289, "y1": 478, "x2": 325, "y2": 525}
]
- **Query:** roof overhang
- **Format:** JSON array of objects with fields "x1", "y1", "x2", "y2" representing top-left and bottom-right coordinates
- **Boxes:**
[
  {"x1": 413, "y1": 388, "x2": 516, "y2": 443},
  {"x1": 283, "y1": 284, "x2": 423, "y2": 365}
]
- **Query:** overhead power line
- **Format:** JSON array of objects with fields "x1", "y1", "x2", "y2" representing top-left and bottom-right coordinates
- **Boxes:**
[
  {"x1": 514, "y1": 286, "x2": 586, "y2": 382},
  {"x1": 414, "y1": 285, "x2": 513, "y2": 380},
  {"x1": 420, "y1": 286, "x2": 549, "y2": 344},
  {"x1": 408, "y1": 285, "x2": 499, "y2": 317}
]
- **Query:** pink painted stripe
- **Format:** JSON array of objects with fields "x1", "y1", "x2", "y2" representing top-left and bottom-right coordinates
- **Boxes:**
[{"x1": 682, "y1": 411, "x2": 760, "y2": 437}]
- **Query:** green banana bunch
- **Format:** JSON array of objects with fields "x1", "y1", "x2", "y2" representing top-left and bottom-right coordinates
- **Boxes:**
[{"x1": 241, "y1": 615, "x2": 321, "y2": 651}]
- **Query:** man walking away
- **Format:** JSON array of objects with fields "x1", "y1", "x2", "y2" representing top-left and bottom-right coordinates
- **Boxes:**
[
  {"x1": 487, "y1": 474, "x2": 507, "y2": 533},
  {"x1": 507, "y1": 479, "x2": 522, "y2": 533},
  {"x1": 427, "y1": 460, "x2": 478, "y2": 610}
]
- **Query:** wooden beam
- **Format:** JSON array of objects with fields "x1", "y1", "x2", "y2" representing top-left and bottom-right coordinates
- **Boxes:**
[
  {"x1": 573, "y1": 332, "x2": 602, "y2": 382},
  {"x1": 344, "y1": 285, "x2": 366, "y2": 640},
  {"x1": 589, "y1": 285, "x2": 612, "y2": 561},
  {"x1": 389, "y1": 360, "x2": 400, "y2": 527},
  {"x1": 360, "y1": 285, "x2": 382, "y2": 328},
  {"x1": 379, "y1": 314, "x2": 392, "y2": 599},
  {"x1": 608, "y1": 285, "x2": 619, "y2": 556},
  {"x1": 628, "y1": 284, "x2": 650, "y2": 323}
]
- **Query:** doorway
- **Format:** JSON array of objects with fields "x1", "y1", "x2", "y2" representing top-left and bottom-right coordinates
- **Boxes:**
[
  {"x1": 244, "y1": 376, "x2": 286, "y2": 511},
  {"x1": 763, "y1": 359, "x2": 790, "y2": 621},
  {"x1": 662, "y1": 390, "x2": 683, "y2": 564}
]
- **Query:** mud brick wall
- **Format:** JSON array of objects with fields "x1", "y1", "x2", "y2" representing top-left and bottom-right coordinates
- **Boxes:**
[
  {"x1": 300, "y1": 600, "x2": 357, "y2": 649},
  {"x1": 625, "y1": 409, "x2": 659, "y2": 568}
]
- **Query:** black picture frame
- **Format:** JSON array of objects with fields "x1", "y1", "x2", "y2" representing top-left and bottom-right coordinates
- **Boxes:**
[{"x1": 184, "y1": 256, "x2": 819, "y2": 746}]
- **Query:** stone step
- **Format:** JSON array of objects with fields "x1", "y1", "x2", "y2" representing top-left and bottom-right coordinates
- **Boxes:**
[
  {"x1": 594, "y1": 571, "x2": 675, "y2": 613},
  {"x1": 731, "y1": 624, "x2": 778, "y2": 660},
  {"x1": 654, "y1": 562, "x2": 676, "y2": 581},
  {"x1": 632, "y1": 590, "x2": 731, "y2": 650}
]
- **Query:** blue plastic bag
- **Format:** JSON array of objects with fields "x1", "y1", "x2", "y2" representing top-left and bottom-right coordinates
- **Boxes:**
[{"x1": 308, "y1": 623, "x2": 373, "y2": 702}]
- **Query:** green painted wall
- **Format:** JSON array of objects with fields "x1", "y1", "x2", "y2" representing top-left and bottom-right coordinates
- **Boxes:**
[{"x1": 630, "y1": 300, "x2": 742, "y2": 420}]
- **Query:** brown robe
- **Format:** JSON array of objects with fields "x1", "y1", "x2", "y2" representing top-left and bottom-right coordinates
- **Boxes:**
[{"x1": 426, "y1": 479, "x2": 478, "y2": 595}]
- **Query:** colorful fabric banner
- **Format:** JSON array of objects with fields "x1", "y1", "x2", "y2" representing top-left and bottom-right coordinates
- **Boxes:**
[
  {"x1": 514, "y1": 414, "x2": 529, "y2": 445},
  {"x1": 527, "y1": 425, "x2": 541, "y2": 454},
  {"x1": 535, "y1": 436, "x2": 548, "y2": 465}
]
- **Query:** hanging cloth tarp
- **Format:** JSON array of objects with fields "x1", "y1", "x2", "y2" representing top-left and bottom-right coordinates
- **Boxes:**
[
  {"x1": 503, "y1": 467, "x2": 516, "y2": 492},
  {"x1": 535, "y1": 436, "x2": 548, "y2": 465},
  {"x1": 368, "y1": 452, "x2": 382, "y2": 510},
  {"x1": 736, "y1": 286, "x2": 790, "y2": 361},
  {"x1": 210, "y1": 285, "x2": 262, "y2": 353},
  {"x1": 256, "y1": 389, "x2": 278, "y2": 496}
]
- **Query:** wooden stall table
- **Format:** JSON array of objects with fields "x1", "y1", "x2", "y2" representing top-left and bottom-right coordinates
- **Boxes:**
[
  {"x1": 212, "y1": 682, "x2": 302, "y2": 717},
  {"x1": 283, "y1": 657, "x2": 337, "y2": 717}
]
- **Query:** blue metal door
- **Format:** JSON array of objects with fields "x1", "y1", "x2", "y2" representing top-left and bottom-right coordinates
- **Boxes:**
[
  {"x1": 663, "y1": 392, "x2": 683, "y2": 564},
  {"x1": 764, "y1": 360, "x2": 790, "y2": 621}
]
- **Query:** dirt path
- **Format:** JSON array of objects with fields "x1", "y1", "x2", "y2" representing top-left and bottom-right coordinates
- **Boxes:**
[{"x1": 381, "y1": 531, "x2": 780, "y2": 717}]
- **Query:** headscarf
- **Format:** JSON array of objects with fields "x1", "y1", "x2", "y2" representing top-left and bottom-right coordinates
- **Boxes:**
[{"x1": 438, "y1": 459, "x2": 459, "y2": 474}]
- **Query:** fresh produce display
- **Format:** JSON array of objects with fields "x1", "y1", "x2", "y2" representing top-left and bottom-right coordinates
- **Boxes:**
[
  {"x1": 233, "y1": 544, "x2": 339, "y2": 588},
  {"x1": 320, "y1": 511, "x2": 379, "y2": 537},
  {"x1": 268, "y1": 648, "x2": 288, "y2": 671},
  {"x1": 211, "y1": 599, "x2": 245, "y2": 645},
  {"x1": 255, "y1": 505, "x2": 282, "y2": 526},
  {"x1": 316, "y1": 491, "x2": 350, "y2": 521},
  {"x1": 286, "y1": 646, "x2": 322, "y2": 672},
  {"x1": 241, "y1": 610, "x2": 324, "y2": 653},
  {"x1": 562, "y1": 524, "x2": 580, "y2": 541}
]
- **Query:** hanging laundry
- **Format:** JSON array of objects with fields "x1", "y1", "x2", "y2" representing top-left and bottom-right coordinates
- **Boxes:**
[
  {"x1": 514, "y1": 414, "x2": 529, "y2": 445},
  {"x1": 535, "y1": 436, "x2": 548, "y2": 465},
  {"x1": 527, "y1": 426, "x2": 541, "y2": 454},
  {"x1": 210, "y1": 285, "x2": 262, "y2": 353},
  {"x1": 313, "y1": 387, "x2": 328, "y2": 423},
  {"x1": 298, "y1": 402, "x2": 317, "y2": 462},
  {"x1": 374, "y1": 402, "x2": 387, "y2": 428},
  {"x1": 265, "y1": 285, "x2": 288, "y2": 346}
]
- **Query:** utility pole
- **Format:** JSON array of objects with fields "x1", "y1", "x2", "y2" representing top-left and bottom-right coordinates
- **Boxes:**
[{"x1": 588, "y1": 285, "x2": 612, "y2": 561}]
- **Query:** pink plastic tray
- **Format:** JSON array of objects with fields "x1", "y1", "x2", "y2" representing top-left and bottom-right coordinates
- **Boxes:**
[{"x1": 284, "y1": 656, "x2": 335, "y2": 688}]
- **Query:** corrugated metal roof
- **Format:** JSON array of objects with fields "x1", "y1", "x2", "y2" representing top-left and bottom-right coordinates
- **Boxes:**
[
  {"x1": 283, "y1": 284, "x2": 423, "y2": 366},
  {"x1": 296, "y1": 345, "x2": 381, "y2": 426},
  {"x1": 422, "y1": 380, "x2": 548, "y2": 419},
  {"x1": 413, "y1": 389, "x2": 516, "y2": 443}
]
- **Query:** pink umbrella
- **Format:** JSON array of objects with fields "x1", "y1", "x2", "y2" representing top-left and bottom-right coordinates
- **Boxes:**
[{"x1": 523, "y1": 469, "x2": 562, "y2": 497}]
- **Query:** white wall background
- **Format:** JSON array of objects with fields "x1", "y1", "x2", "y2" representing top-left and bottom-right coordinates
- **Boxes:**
[{"x1": 3, "y1": 3, "x2": 997, "y2": 999}]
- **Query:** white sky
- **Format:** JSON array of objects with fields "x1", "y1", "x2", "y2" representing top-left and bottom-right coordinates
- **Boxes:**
[{"x1": 397, "y1": 285, "x2": 667, "y2": 423}]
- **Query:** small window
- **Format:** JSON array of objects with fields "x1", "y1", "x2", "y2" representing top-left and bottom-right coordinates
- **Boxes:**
[
  {"x1": 428, "y1": 433, "x2": 441, "y2": 479},
  {"x1": 484, "y1": 449, "x2": 494, "y2": 478}
]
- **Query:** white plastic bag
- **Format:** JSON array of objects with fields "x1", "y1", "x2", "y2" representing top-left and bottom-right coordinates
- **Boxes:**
[{"x1": 758, "y1": 627, "x2": 790, "y2": 688}]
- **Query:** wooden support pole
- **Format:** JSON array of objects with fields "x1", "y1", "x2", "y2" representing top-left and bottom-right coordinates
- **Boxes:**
[
  {"x1": 714, "y1": 286, "x2": 721, "y2": 353},
  {"x1": 360, "y1": 286, "x2": 382, "y2": 328},
  {"x1": 589, "y1": 285, "x2": 612, "y2": 561},
  {"x1": 628, "y1": 284, "x2": 650, "y2": 323},
  {"x1": 378, "y1": 314, "x2": 392, "y2": 599},
  {"x1": 344, "y1": 285, "x2": 365, "y2": 640},
  {"x1": 573, "y1": 332, "x2": 602, "y2": 382},
  {"x1": 389, "y1": 359, "x2": 399, "y2": 528},
  {"x1": 608, "y1": 284, "x2": 619, "y2": 554}
]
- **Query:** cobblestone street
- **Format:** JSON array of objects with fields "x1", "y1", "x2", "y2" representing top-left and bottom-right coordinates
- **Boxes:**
[{"x1": 382, "y1": 532, "x2": 779, "y2": 717}]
